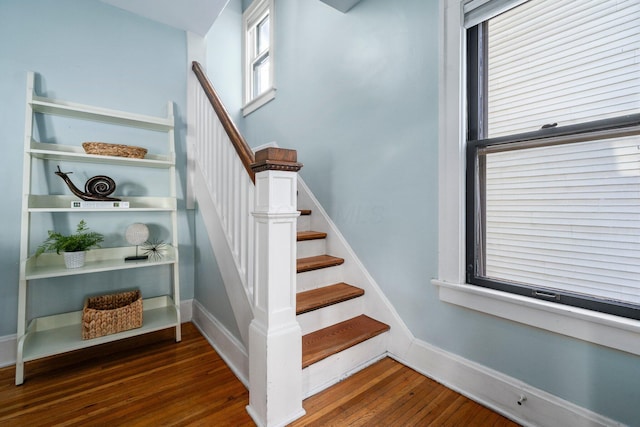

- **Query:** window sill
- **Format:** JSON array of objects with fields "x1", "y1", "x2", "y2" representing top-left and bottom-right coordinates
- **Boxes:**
[
  {"x1": 432, "y1": 279, "x2": 640, "y2": 356},
  {"x1": 242, "y1": 87, "x2": 276, "y2": 117}
]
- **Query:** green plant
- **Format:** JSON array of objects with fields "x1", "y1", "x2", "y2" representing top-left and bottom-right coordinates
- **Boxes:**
[{"x1": 36, "y1": 220, "x2": 104, "y2": 256}]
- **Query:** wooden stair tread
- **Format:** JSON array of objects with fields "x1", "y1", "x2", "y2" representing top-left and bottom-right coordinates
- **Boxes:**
[
  {"x1": 302, "y1": 315, "x2": 389, "y2": 368},
  {"x1": 297, "y1": 255, "x2": 344, "y2": 273},
  {"x1": 297, "y1": 230, "x2": 327, "y2": 241},
  {"x1": 296, "y1": 283, "x2": 364, "y2": 315},
  {"x1": 299, "y1": 209, "x2": 312, "y2": 216}
]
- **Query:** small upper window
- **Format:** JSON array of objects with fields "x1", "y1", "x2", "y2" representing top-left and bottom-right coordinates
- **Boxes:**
[{"x1": 243, "y1": 0, "x2": 275, "y2": 116}]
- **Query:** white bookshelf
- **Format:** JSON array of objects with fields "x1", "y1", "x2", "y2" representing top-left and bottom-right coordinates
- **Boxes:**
[{"x1": 16, "y1": 72, "x2": 181, "y2": 385}]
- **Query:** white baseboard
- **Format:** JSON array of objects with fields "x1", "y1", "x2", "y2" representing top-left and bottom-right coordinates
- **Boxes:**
[
  {"x1": 191, "y1": 299, "x2": 249, "y2": 387},
  {"x1": 0, "y1": 334, "x2": 16, "y2": 368},
  {"x1": 396, "y1": 339, "x2": 622, "y2": 427}
]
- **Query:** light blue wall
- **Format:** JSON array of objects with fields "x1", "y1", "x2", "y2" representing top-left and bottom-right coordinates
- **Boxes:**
[
  {"x1": 205, "y1": 0, "x2": 640, "y2": 424},
  {"x1": 193, "y1": 210, "x2": 241, "y2": 339},
  {"x1": 205, "y1": 0, "x2": 245, "y2": 129},
  {"x1": 187, "y1": 0, "x2": 246, "y2": 340},
  {"x1": 244, "y1": 0, "x2": 439, "y2": 338},
  {"x1": 0, "y1": 0, "x2": 193, "y2": 336}
]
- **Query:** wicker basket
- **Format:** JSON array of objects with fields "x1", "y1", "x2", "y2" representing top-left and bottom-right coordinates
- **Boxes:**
[
  {"x1": 82, "y1": 142, "x2": 148, "y2": 159},
  {"x1": 82, "y1": 290, "x2": 143, "y2": 340}
]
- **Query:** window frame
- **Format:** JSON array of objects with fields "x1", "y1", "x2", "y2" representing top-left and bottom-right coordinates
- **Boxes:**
[
  {"x1": 465, "y1": 3, "x2": 640, "y2": 320},
  {"x1": 242, "y1": 0, "x2": 276, "y2": 116},
  {"x1": 433, "y1": 0, "x2": 640, "y2": 357}
]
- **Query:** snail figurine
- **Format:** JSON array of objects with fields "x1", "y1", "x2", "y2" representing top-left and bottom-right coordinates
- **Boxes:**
[{"x1": 55, "y1": 165, "x2": 121, "y2": 201}]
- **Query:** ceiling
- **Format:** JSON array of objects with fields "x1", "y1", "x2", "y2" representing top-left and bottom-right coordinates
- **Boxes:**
[
  {"x1": 99, "y1": 0, "x2": 364, "y2": 36},
  {"x1": 100, "y1": 0, "x2": 228, "y2": 36}
]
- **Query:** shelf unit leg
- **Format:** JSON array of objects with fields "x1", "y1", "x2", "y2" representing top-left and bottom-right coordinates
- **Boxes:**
[
  {"x1": 15, "y1": 362, "x2": 24, "y2": 386},
  {"x1": 175, "y1": 324, "x2": 182, "y2": 342},
  {"x1": 15, "y1": 364, "x2": 24, "y2": 386},
  {"x1": 15, "y1": 335, "x2": 25, "y2": 385}
]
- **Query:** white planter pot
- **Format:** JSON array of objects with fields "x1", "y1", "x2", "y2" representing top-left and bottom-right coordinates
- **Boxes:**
[{"x1": 63, "y1": 251, "x2": 86, "y2": 269}]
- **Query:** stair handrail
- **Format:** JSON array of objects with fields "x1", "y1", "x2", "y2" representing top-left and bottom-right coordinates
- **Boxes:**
[{"x1": 192, "y1": 61, "x2": 255, "y2": 183}]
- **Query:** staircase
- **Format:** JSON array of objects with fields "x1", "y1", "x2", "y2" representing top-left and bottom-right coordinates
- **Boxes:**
[
  {"x1": 296, "y1": 209, "x2": 390, "y2": 396},
  {"x1": 191, "y1": 61, "x2": 394, "y2": 424}
]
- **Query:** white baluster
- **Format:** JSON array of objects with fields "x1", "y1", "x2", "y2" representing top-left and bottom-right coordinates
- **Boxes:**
[{"x1": 192, "y1": 84, "x2": 256, "y2": 303}]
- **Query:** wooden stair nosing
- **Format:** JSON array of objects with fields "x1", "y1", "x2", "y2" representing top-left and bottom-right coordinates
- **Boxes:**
[
  {"x1": 297, "y1": 255, "x2": 344, "y2": 273},
  {"x1": 296, "y1": 283, "x2": 365, "y2": 315},
  {"x1": 299, "y1": 209, "x2": 312, "y2": 216},
  {"x1": 302, "y1": 315, "x2": 390, "y2": 368},
  {"x1": 297, "y1": 230, "x2": 327, "y2": 242}
]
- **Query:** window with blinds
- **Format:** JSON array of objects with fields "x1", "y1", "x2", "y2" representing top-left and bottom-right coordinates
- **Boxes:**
[
  {"x1": 466, "y1": 0, "x2": 640, "y2": 318},
  {"x1": 487, "y1": 0, "x2": 640, "y2": 137}
]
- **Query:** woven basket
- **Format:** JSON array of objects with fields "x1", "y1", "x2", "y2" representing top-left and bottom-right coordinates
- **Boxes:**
[
  {"x1": 82, "y1": 142, "x2": 147, "y2": 159},
  {"x1": 82, "y1": 290, "x2": 143, "y2": 340}
]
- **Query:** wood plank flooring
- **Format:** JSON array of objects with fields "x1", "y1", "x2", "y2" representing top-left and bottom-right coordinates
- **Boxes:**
[{"x1": 0, "y1": 323, "x2": 519, "y2": 426}]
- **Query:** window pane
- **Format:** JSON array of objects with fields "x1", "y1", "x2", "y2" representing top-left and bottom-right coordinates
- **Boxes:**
[
  {"x1": 253, "y1": 55, "x2": 270, "y2": 98},
  {"x1": 256, "y1": 15, "x2": 270, "y2": 54},
  {"x1": 481, "y1": 135, "x2": 640, "y2": 304},
  {"x1": 487, "y1": 0, "x2": 640, "y2": 138}
]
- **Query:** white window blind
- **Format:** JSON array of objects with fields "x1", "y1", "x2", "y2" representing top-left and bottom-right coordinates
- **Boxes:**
[
  {"x1": 480, "y1": 0, "x2": 640, "y2": 307},
  {"x1": 463, "y1": 0, "x2": 528, "y2": 28},
  {"x1": 484, "y1": 136, "x2": 640, "y2": 304},
  {"x1": 487, "y1": 0, "x2": 640, "y2": 138}
]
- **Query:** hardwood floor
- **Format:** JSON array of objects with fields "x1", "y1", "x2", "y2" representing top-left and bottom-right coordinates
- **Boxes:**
[
  {"x1": 0, "y1": 323, "x2": 518, "y2": 426},
  {"x1": 290, "y1": 357, "x2": 518, "y2": 427}
]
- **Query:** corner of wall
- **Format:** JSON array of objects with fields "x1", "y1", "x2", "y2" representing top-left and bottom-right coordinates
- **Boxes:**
[{"x1": 191, "y1": 300, "x2": 249, "y2": 386}]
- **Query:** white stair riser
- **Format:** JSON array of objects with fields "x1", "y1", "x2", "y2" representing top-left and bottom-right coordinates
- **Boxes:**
[
  {"x1": 297, "y1": 265, "x2": 345, "y2": 292},
  {"x1": 302, "y1": 333, "x2": 388, "y2": 398},
  {"x1": 296, "y1": 239, "x2": 326, "y2": 259},
  {"x1": 297, "y1": 297, "x2": 364, "y2": 335},
  {"x1": 297, "y1": 215, "x2": 311, "y2": 232}
]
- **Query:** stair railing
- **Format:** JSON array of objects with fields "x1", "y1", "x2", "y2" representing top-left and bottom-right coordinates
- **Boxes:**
[
  {"x1": 192, "y1": 61, "x2": 255, "y2": 302},
  {"x1": 191, "y1": 61, "x2": 305, "y2": 427}
]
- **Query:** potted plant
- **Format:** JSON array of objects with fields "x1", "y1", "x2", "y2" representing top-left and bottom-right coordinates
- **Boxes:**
[{"x1": 36, "y1": 220, "x2": 104, "y2": 268}]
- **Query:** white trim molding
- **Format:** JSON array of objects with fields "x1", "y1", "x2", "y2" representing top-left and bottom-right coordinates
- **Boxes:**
[
  {"x1": 242, "y1": 86, "x2": 276, "y2": 116},
  {"x1": 398, "y1": 337, "x2": 622, "y2": 427},
  {"x1": 186, "y1": 31, "x2": 206, "y2": 210},
  {"x1": 433, "y1": 280, "x2": 640, "y2": 357},
  {"x1": 191, "y1": 299, "x2": 249, "y2": 387},
  {"x1": 242, "y1": 0, "x2": 276, "y2": 116}
]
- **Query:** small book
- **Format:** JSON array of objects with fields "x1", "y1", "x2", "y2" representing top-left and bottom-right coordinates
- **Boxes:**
[{"x1": 70, "y1": 201, "x2": 130, "y2": 209}]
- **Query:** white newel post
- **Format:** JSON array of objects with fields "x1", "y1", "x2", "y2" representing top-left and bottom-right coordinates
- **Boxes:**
[{"x1": 246, "y1": 148, "x2": 305, "y2": 427}]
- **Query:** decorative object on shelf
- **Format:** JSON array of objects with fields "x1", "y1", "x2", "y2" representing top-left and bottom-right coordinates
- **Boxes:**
[
  {"x1": 55, "y1": 165, "x2": 121, "y2": 201},
  {"x1": 35, "y1": 219, "x2": 104, "y2": 269},
  {"x1": 142, "y1": 238, "x2": 168, "y2": 261},
  {"x1": 63, "y1": 251, "x2": 86, "y2": 269},
  {"x1": 82, "y1": 290, "x2": 143, "y2": 340},
  {"x1": 125, "y1": 223, "x2": 149, "y2": 261},
  {"x1": 82, "y1": 142, "x2": 147, "y2": 159},
  {"x1": 71, "y1": 200, "x2": 129, "y2": 209}
]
